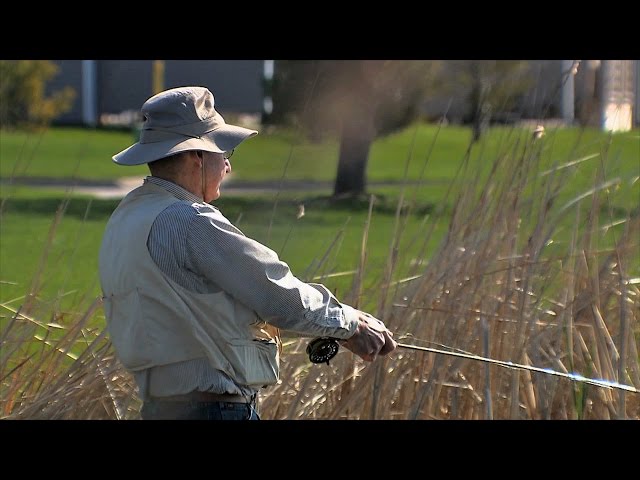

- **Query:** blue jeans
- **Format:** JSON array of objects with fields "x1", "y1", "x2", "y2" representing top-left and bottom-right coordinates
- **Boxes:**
[{"x1": 140, "y1": 400, "x2": 260, "y2": 420}]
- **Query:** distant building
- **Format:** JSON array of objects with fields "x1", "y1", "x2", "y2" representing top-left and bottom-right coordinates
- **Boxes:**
[
  {"x1": 49, "y1": 60, "x2": 639, "y2": 130},
  {"x1": 421, "y1": 60, "x2": 639, "y2": 130},
  {"x1": 47, "y1": 60, "x2": 265, "y2": 127},
  {"x1": 599, "y1": 60, "x2": 636, "y2": 131}
]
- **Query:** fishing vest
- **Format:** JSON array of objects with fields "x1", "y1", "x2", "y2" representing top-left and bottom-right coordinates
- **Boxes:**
[{"x1": 98, "y1": 182, "x2": 280, "y2": 388}]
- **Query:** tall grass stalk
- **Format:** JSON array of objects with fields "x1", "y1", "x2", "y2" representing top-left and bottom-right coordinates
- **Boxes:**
[{"x1": 262, "y1": 126, "x2": 639, "y2": 419}]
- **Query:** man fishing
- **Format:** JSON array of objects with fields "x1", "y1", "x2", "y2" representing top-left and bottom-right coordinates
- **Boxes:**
[{"x1": 98, "y1": 86, "x2": 397, "y2": 420}]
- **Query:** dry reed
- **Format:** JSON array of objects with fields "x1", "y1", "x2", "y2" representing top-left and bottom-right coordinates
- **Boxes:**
[
  {"x1": 1, "y1": 125, "x2": 638, "y2": 419},
  {"x1": 261, "y1": 126, "x2": 639, "y2": 420}
]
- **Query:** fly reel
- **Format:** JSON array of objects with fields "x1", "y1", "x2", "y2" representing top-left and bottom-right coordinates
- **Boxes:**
[{"x1": 306, "y1": 337, "x2": 340, "y2": 365}]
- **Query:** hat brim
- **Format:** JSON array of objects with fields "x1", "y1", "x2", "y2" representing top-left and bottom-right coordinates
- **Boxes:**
[{"x1": 112, "y1": 124, "x2": 258, "y2": 166}]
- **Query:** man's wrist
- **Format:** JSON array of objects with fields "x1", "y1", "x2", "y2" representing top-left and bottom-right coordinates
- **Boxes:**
[{"x1": 339, "y1": 304, "x2": 360, "y2": 339}]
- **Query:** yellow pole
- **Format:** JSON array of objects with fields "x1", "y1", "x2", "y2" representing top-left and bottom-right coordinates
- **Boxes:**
[{"x1": 152, "y1": 60, "x2": 165, "y2": 94}]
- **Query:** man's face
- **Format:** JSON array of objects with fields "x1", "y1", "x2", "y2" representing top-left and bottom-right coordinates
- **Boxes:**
[{"x1": 203, "y1": 151, "x2": 231, "y2": 202}]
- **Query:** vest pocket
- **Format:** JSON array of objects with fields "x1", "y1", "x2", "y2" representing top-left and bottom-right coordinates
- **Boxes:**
[
  {"x1": 228, "y1": 338, "x2": 280, "y2": 388},
  {"x1": 103, "y1": 288, "x2": 151, "y2": 370}
]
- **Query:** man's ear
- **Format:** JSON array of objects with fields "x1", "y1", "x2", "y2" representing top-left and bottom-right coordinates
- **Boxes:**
[{"x1": 192, "y1": 150, "x2": 204, "y2": 167}]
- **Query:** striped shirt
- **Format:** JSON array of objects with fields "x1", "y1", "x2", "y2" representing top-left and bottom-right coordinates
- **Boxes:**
[{"x1": 136, "y1": 176, "x2": 359, "y2": 398}]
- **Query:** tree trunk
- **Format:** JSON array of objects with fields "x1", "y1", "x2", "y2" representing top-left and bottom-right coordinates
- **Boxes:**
[
  {"x1": 333, "y1": 106, "x2": 375, "y2": 197},
  {"x1": 468, "y1": 62, "x2": 490, "y2": 143}
]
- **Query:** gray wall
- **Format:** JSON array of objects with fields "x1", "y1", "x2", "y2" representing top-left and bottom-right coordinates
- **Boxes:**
[
  {"x1": 46, "y1": 60, "x2": 637, "y2": 127},
  {"x1": 48, "y1": 60, "x2": 265, "y2": 125},
  {"x1": 47, "y1": 60, "x2": 84, "y2": 124},
  {"x1": 164, "y1": 60, "x2": 264, "y2": 114},
  {"x1": 98, "y1": 60, "x2": 154, "y2": 115},
  {"x1": 519, "y1": 60, "x2": 564, "y2": 118}
]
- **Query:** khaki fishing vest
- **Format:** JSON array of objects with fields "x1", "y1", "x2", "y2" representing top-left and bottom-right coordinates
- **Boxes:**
[{"x1": 99, "y1": 182, "x2": 280, "y2": 388}]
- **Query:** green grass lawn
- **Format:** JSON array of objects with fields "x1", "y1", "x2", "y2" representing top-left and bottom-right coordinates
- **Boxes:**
[
  {"x1": 0, "y1": 192, "x2": 443, "y2": 316},
  {"x1": 3, "y1": 123, "x2": 638, "y2": 186},
  {"x1": 1, "y1": 122, "x2": 638, "y2": 316}
]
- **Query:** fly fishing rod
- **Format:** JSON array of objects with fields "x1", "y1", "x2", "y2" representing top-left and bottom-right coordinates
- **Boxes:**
[{"x1": 306, "y1": 337, "x2": 639, "y2": 394}]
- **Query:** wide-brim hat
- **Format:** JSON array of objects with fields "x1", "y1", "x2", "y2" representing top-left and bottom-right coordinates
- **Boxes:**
[{"x1": 113, "y1": 86, "x2": 258, "y2": 166}]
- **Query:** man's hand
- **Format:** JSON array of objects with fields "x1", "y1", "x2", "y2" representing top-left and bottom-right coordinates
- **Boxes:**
[{"x1": 340, "y1": 311, "x2": 398, "y2": 362}]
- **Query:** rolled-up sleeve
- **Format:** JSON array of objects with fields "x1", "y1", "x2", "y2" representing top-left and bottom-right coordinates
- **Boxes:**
[{"x1": 184, "y1": 206, "x2": 359, "y2": 340}]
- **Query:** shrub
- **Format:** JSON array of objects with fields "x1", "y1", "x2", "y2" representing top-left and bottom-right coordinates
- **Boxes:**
[{"x1": 0, "y1": 60, "x2": 75, "y2": 129}]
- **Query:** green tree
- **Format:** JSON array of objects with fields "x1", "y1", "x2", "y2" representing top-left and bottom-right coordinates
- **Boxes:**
[
  {"x1": 0, "y1": 60, "x2": 75, "y2": 129},
  {"x1": 272, "y1": 60, "x2": 440, "y2": 198}
]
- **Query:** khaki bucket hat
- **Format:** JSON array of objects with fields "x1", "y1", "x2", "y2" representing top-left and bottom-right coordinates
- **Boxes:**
[{"x1": 113, "y1": 86, "x2": 258, "y2": 166}]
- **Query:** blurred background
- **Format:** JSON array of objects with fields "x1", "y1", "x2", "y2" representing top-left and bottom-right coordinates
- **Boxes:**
[{"x1": 5, "y1": 60, "x2": 638, "y2": 132}]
